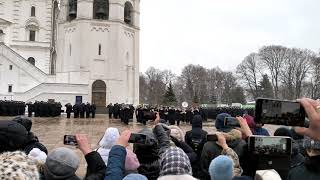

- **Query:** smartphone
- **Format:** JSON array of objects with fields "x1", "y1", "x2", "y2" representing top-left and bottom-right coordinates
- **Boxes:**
[
  {"x1": 248, "y1": 135, "x2": 292, "y2": 156},
  {"x1": 129, "y1": 133, "x2": 147, "y2": 144},
  {"x1": 63, "y1": 135, "x2": 78, "y2": 146},
  {"x1": 224, "y1": 117, "x2": 240, "y2": 128},
  {"x1": 255, "y1": 98, "x2": 306, "y2": 126},
  {"x1": 207, "y1": 134, "x2": 218, "y2": 141}
]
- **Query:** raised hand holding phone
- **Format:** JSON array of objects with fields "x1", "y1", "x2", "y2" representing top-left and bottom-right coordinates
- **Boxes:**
[
  {"x1": 75, "y1": 134, "x2": 91, "y2": 155},
  {"x1": 295, "y1": 98, "x2": 320, "y2": 140},
  {"x1": 117, "y1": 130, "x2": 131, "y2": 147},
  {"x1": 216, "y1": 133, "x2": 228, "y2": 150}
]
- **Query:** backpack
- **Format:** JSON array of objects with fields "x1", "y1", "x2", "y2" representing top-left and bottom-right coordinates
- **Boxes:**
[{"x1": 190, "y1": 132, "x2": 206, "y2": 155}]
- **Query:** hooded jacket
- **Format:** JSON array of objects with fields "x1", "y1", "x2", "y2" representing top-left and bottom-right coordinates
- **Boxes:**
[
  {"x1": 200, "y1": 123, "x2": 246, "y2": 180},
  {"x1": 185, "y1": 115, "x2": 208, "y2": 156},
  {"x1": 134, "y1": 128, "x2": 160, "y2": 180}
]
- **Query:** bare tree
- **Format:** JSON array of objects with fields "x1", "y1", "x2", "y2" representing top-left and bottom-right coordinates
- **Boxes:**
[
  {"x1": 259, "y1": 45, "x2": 288, "y2": 98},
  {"x1": 236, "y1": 53, "x2": 261, "y2": 99},
  {"x1": 144, "y1": 67, "x2": 166, "y2": 105}
]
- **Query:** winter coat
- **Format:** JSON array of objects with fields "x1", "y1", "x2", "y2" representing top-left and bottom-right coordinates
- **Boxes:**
[
  {"x1": 288, "y1": 155, "x2": 320, "y2": 180},
  {"x1": 133, "y1": 128, "x2": 160, "y2": 180},
  {"x1": 105, "y1": 145, "x2": 127, "y2": 180},
  {"x1": 185, "y1": 115, "x2": 208, "y2": 157},
  {"x1": 200, "y1": 130, "x2": 246, "y2": 180}
]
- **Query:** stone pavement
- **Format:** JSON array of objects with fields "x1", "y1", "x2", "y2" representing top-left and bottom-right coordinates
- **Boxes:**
[{"x1": 0, "y1": 114, "x2": 280, "y2": 177}]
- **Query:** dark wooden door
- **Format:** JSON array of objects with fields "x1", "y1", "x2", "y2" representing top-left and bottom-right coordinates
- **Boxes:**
[{"x1": 92, "y1": 80, "x2": 106, "y2": 107}]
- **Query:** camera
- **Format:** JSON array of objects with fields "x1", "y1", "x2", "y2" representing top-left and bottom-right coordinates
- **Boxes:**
[
  {"x1": 129, "y1": 133, "x2": 147, "y2": 144},
  {"x1": 255, "y1": 98, "x2": 306, "y2": 126},
  {"x1": 63, "y1": 135, "x2": 78, "y2": 146},
  {"x1": 224, "y1": 117, "x2": 240, "y2": 128}
]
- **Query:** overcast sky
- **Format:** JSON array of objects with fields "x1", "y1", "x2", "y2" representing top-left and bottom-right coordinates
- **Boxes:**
[{"x1": 140, "y1": 0, "x2": 320, "y2": 75}]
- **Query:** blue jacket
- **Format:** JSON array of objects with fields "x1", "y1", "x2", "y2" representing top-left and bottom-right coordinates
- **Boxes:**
[{"x1": 104, "y1": 145, "x2": 127, "y2": 180}]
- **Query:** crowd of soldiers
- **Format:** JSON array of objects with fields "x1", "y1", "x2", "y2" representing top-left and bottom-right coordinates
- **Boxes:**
[
  {"x1": 135, "y1": 106, "x2": 208, "y2": 125},
  {"x1": 65, "y1": 102, "x2": 96, "y2": 119},
  {"x1": 107, "y1": 103, "x2": 135, "y2": 125},
  {"x1": 0, "y1": 100, "x2": 26, "y2": 116},
  {"x1": 26, "y1": 101, "x2": 62, "y2": 117}
]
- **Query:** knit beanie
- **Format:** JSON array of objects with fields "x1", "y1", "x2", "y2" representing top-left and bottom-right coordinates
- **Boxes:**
[
  {"x1": 160, "y1": 147, "x2": 192, "y2": 176},
  {"x1": 44, "y1": 147, "x2": 80, "y2": 179},
  {"x1": 123, "y1": 173, "x2": 148, "y2": 180},
  {"x1": 209, "y1": 155, "x2": 233, "y2": 180},
  {"x1": 0, "y1": 151, "x2": 39, "y2": 179}
]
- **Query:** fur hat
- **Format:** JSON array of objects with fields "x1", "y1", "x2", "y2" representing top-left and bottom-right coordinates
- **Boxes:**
[
  {"x1": 44, "y1": 147, "x2": 80, "y2": 179},
  {"x1": 0, "y1": 151, "x2": 39, "y2": 179},
  {"x1": 169, "y1": 125, "x2": 184, "y2": 142},
  {"x1": 209, "y1": 155, "x2": 233, "y2": 180},
  {"x1": 160, "y1": 147, "x2": 192, "y2": 176}
]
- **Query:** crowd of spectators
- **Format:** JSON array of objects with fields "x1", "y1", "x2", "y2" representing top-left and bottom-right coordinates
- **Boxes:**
[{"x1": 0, "y1": 98, "x2": 320, "y2": 180}]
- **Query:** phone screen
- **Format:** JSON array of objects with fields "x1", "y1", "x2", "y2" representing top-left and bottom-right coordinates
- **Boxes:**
[
  {"x1": 63, "y1": 135, "x2": 78, "y2": 146},
  {"x1": 249, "y1": 136, "x2": 292, "y2": 155},
  {"x1": 224, "y1": 117, "x2": 240, "y2": 127},
  {"x1": 129, "y1": 133, "x2": 147, "y2": 144},
  {"x1": 255, "y1": 98, "x2": 306, "y2": 126}
]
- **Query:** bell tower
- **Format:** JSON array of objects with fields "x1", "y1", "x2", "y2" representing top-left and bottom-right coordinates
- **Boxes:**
[{"x1": 55, "y1": 0, "x2": 140, "y2": 105}]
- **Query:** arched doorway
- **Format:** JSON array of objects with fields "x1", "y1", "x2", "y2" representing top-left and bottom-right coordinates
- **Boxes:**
[{"x1": 92, "y1": 80, "x2": 106, "y2": 107}]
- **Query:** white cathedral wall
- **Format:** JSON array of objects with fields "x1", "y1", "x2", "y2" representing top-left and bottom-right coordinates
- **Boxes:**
[
  {"x1": 0, "y1": 0, "x2": 52, "y2": 73},
  {"x1": 0, "y1": 55, "x2": 40, "y2": 97}
]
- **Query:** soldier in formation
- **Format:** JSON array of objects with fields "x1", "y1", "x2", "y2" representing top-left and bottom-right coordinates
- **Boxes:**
[
  {"x1": 26, "y1": 101, "x2": 62, "y2": 117},
  {"x1": 0, "y1": 100, "x2": 25, "y2": 116}
]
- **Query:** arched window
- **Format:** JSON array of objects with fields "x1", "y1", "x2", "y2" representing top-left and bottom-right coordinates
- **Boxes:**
[
  {"x1": 124, "y1": 2, "x2": 133, "y2": 25},
  {"x1": 68, "y1": 0, "x2": 77, "y2": 21},
  {"x1": 31, "y1": 6, "x2": 36, "y2": 17},
  {"x1": 27, "y1": 57, "x2": 35, "y2": 65},
  {"x1": 98, "y1": 44, "x2": 101, "y2": 55},
  {"x1": 93, "y1": 0, "x2": 109, "y2": 20}
]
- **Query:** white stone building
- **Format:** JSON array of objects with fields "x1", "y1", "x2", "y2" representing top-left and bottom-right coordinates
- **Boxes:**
[{"x1": 0, "y1": 0, "x2": 140, "y2": 108}]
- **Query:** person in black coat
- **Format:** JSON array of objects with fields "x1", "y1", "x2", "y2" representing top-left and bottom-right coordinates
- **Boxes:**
[
  {"x1": 90, "y1": 103, "x2": 96, "y2": 118},
  {"x1": 65, "y1": 103, "x2": 72, "y2": 119},
  {"x1": 79, "y1": 103, "x2": 85, "y2": 118},
  {"x1": 27, "y1": 102, "x2": 34, "y2": 117},
  {"x1": 185, "y1": 115, "x2": 208, "y2": 179},
  {"x1": 288, "y1": 149, "x2": 320, "y2": 180},
  {"x1": 122, "y1": 106, "x2": 131, "y2": 125},
  {"x1": 107, "y1": 103, "x2": 113, "y2": 119},
  {"x1": 167, "y1": 107, "x2": 176, "y2": 125},
  {"x1": 85, "y1": 102, "x2": 91, "y2": 118},
  {"x1": 186, "y1": 108, "x2": 193, "y2": 124},
  {"x1": 175, "y1": 108, "x2": 182, "y2": 126},
  {"x1": 73, "y1": 104, "x2": 79, "y2": 118},
  {"x1": 113, "y1": 103, "x2": 120, "y2": 119}
]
